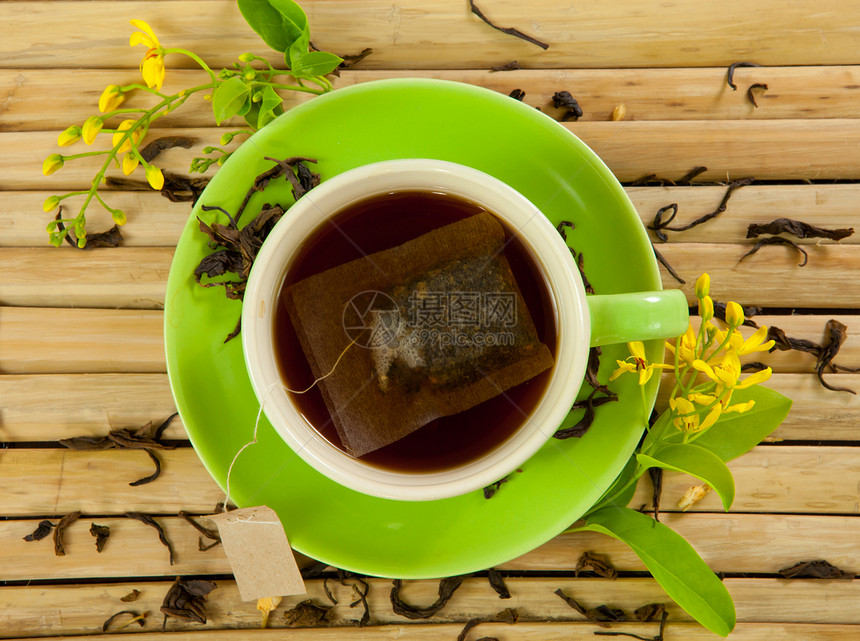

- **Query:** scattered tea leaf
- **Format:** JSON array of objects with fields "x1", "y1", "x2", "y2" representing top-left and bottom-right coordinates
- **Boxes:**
[
  {"x1": 490, "y1": 60, "x2": 521, "y2": 72},
  {"x1": 126, "y1": 513, "x2": 175, "y2": 565},
  {"x1": 739, "y1": 236, "x2": 808, "y2": 267},
  {"x1": 161, "y1": 578, "x2": 217, "y2": 625},
  {"x1": 487, "y1": 568, "x2": 511, "y2": 599},
  {"x1": 54, "y1": 211, "x2": 123, "y2": 249},
  {"x1": 179, "y1": 511, "x2": 222, "y2": 551},
  {"x1": 139, "y1": 136, "x2": 195, "y2": 163},
  {"x1": 121, "y1": 589, "x2": 142, "y2": 603},
  {"x1": 468, "y1": 0, "x2": 549, "y2": 50},
  {"x1": 283, "y1": 599, "x2": 331, "y2": 627},
  {"x1": 23, "y1": 519, "x2": 55, "y2": 542},
  {"x1": 677, "y1": 166, "x2": 708, "y2": 185},
  {"x1": 652, "y1": 244, "x2": 685, "y2": 284},
  {"x1": 458, "y1": 617, "x2": 482, "y2": 641},
  {"x1": 575, "y1": 551, "x2": 619, "y2": 579},
  {"x1": 634, "y1": 603, "x2": 666, "y2": 622},
  {"x1": 554, "y1": 588, "x2": 613, "y2": 628},
  {"x1": 338, "y1": 47, "x2": 373, "y2": 69},
  {"x1": 102, "y1": 610, "x2": 145, "y2": 632},
  {"x1": 390, "y1": 576, "x2": 466, "y2": 619},
  {"x1": 742, "y1": 362, "x2": 769, "y2": 372},
  {"x1": 650, "y1": 177, "x2": 753, "y2": 239},
  {"x1": 495, "y1": 607, "x2": 519, "y2": 624},
  {"x1": 816, "y1": 320, "x2": 856, "y2": 394},
  {"x1": 53, "y1": 511, "x2": 81, "y2": 556},
  {"x1": 90, "y1": 523, "x2": 110, "y2": 552},
  {"x1": 300, "y1": 560, "x2": 329, "y2": 579},
  {"x1": 778, "y1": 559, "x2": 854, "y2": 579},
  {"x1": 649, "y1": 467, "x2": 663, "y2": 522},
  {"x1": 552, "y1": 90, "x2": 583, "y2": 121},
  {"x1": 555, "y1": 390, "x2": 618, "y2": 439},
  {"x1": 650, "y1": 204, "x2": 677, "y2": 242},
  {"x1": 589, "y1": 604, "x2": 626, "y2": 623},
  {"x1": 323, "y1": 578, "x2": 338, "y2": 605},
  {"x1": 257, "y1": 596, "x2": 283, "y2": 629},
  {"x1": 508, "y1": 88, "x2": 526, "y2": 101},
  {"x1": 746, "y1": 83, "x2": 768, "y2": 107},
  {"x1": 129, "y1": 448, "x2": 162, "y2": 486},
  {"x1": 766, "y1": 326, "x2": 821, "y2": 356},
  {"x1": 483, "y1": 476, "x2": 510, "y2": 499},
  {"x1": 726, "y1": 62, "x2": 761, "y2": 90},
  {"x1": 677, "y1": 484, "x2": 710, "y2": 511},
  {"x1": 335, "y1": 569, "x2": 371, "y2": 626},
  {"x1": 747, "y1": 218, "x2": 854, "y2": 241}
]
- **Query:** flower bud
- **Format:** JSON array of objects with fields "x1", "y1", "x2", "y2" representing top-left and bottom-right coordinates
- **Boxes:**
[
  {"x1": 42, "y1": 154, "x2": 64, "y2": 176},
  {"x1": 112, "y1": 119, "x2": 142, "y2": 153},
  {"x1": 98, "y1": 84, "x2": 125, "y2": 113},
  {"x1": 43, "y1": 195, "x2": 61, "y2": 212},
  {"x1": 725, "y1": 301, "x2": 744, "y2": 327},
  {"x1": 698, "y1": 295, "x2": 714, "y2": 322},
  {"x1": 82, "y1": 116, "x2": 104, "y2": 144},
  {"x1": 238, "y1": 52, "x2": 255, "y2": 62},
  {"x1": 695, "y1": 273, "x2": 710, "y2": 299},
  {"x1": 122, "y1": 152, "x2": 140, "y2": 175},
  {"x1": 111, "y1": 209, "x2": 127, "y2": 225},
  {"x1": 145, "y1": 164, "x2": 164, "y2": 190},
  {"x1": 244, "y1": 70, "x2": 257, "y2": 81},
  {"x1": 57, "y1": 126, "x2": 82, "y2": 147},
  {"x1": 220, "y1": 132, "x2": 234, "y2": 145},
  {"x1": 252, "y1": 91, "x2": 263, "y2": 103}
]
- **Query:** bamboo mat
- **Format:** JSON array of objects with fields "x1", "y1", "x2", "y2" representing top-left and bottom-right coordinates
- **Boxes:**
[{"x1": 1, "y1": 1, "x2": 858, "y2": 638}]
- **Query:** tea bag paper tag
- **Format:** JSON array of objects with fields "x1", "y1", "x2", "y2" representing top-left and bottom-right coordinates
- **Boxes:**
[{"x1": 209, "y1": 506, "x2": 306, "y2": 601}]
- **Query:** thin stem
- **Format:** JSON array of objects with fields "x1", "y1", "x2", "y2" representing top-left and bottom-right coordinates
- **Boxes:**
[
  {"x1": 165, "y1": 48, "x2": 217, "y2": 82},
  {"x1": 63, "y1": 150, "x2": 111, "y2": 160},
  {"x1": 269, "y1": 82, "x2": 324, "y2": 95}
]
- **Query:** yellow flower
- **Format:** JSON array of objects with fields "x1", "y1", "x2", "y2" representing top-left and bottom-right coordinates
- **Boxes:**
[
  {"x1": 669, "y1": 396, "x2": 721, "y2": 433},
  {"x1": 688, "y1": 392, "x2": 755, "y2": 415},
  {"x1": 99, "y1": 84, "x2": 125, "y2": 113},
  {"x1": 130, "y1": 19, "x2": 166, "y2": 90},
  {"x1": 145, "y1": 164, "x2": 164, "y2": 190},
  {"x1": 82, "y1": 116, "x2": 104, "y2": 144},
  {"x1": 42, "y1": 153, "x2": 64, "y2": 175},
  {"x1": 693, "y1": 351, "x2": 772, "y2": 409},
  {"x1": 678, "y1": 484, "x2": 710, "y2": 511},
  {"x1": 257, "y1": 596, "x2": 282, "y2": 629},
  {"x1": 609, "y1": 341, "x2": 672, "y2": 386},
  {"x1": 112, "y1": 119, "x2": 143, "y2": 154},
  {"x1": 735, "y1": 325, "x2": 775, "y2": 356},
  {"x1": 695, "y1": 273, "x2": 710, "y2": 299},
  {"x1": 725, "y1": 301, "x2": 744, "y2": 327},
  {"x1": 665, "y1": 324, "x2": 697, "y2": 366},
  {"x1": 57, "y1": 126, "x2": 82, "y2": 146},
  {"x1": 122, "y1": 152, "x2": 140, "y2": 175}
]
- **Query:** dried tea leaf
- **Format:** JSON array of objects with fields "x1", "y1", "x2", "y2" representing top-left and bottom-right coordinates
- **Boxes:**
[
  {"x1": 552, "y1": 90, "x2": 583, "y2": 121},
  {"x1": 129, "y1": 449, "x2": 162, "y2": 486},
  {"x1": 102, "y1": 610, "x2": 145, "y2": 632},
  {"x1": 487, "y1": 568, "x2": 511, "y2": 599},
  {"x1": 554, "y1": 588, "x2": 611, "y2": 628},
  {"x1": 634, "y1": 603, "x2": 666, "y2": 622},
  {"x1": 508, "y1": 88, "x2": 526, "y2": 101},
  {"x1": 90, "y1": 523, "x2": 110, "y2": 552},
  {"x1": 766, "y1": 326, "x2": 822, "y2": 356},
  {"x1": 458, "y1": 618, "x2": 482, "y2": 641},
  {"x1": 468, "y1": 0, "x2": 549, "y2": 50},
  {"x1": 815, "y1": 320, "x2": 856, "y2": 394},
  {"x1": 283, "y1": 599, "x2": 331, "y2": 627},
  {"x1": 126, "y1": 513, "x2": 175, "y2": 565},
  {"x1": 23, "y1": 519, "x2": 55, "y2": 542},
  {"x1": 649, "y1": 467, "x2": 663, "y2": 522},
  {"x1": 257, "y1": 596, "x2": 283, "y2": 628},
  {"x1": 739, "y1": 236, "x2": 808, "y2": 267},
  {"x1": 495, "y1": 607, "x2": 519, "y2": 624},
  {"x1": 490, "y1": 60, "x2": 521, "y2": 72},
  {"x1": 54, "y1": 212, "x2": 124, "y2": 249},
  {"x1": 677, "y1": 484, "x2": 710, "y2": 511},
  {"x1": 677, "y1": 166, "x2": 708, "y2": 185},
  {"x1": 726, "y1": 61, "x2": 761, "y2": 90},
  {"x1": 742, "y1": 362, "x2": 769, "y2": 372},
  {"x1": 161, "y1": 578, "x2": 217, "y2": 624},
  {"x1": 483, "y1": 476, "x2": 509, "y2": 499},
  {"x1": 778, "y1": 559, "x2": 854, "y2": 579},
  {"x1": 588, "y1": 604, "x2": 626, "y2": 623},
  {"x1": 300, "y1": 560, "x2": 329, "y2": 579},
  {"x1": 746, "y1": 82, "x2": 769, "y2": 107},
  {"x1": 178, "y1": 511, "x2": 222, "y2": 551},
  {"x1": 652, "y1": 244, "x2": 685, "y2": 284},
  {"x1": 53, "y1": 511, "x2": 81, "y2": 556},
  {"x1": 139, "y1": 136, "x2": 195, "y2": 162},
  {"x1": 747, "y1": 218, "x2": 854, "y2": 241},
  {"x1": 650, "y1": 204, "x2": 677, "y2": 242},
  {"x1": 338, "y1": 47, "x2": 373, "y2": 69},
  {"x1": 575, "y1": 551, "x2": 618, "y2": 579},
  {"x1": 120, "y1": 589, "x2": 142, "y2": 603},
  {"x1": 554, "y1": 389, "x2": 618, "y2": 440},
  {"x1": 334, "y1": 569, "x2": 370, "y2": 627},
  {"x1": 651, "y1": 177, "x2": 753, "y2": 239},
  {"x1": 390, "y1": 576, "x2": 466, "y2": 619}
]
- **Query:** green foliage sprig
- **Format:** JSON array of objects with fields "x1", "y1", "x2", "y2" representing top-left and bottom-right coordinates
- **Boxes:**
[{"x1": 42, "y1": 0, "x2": 341, "y2": 247}]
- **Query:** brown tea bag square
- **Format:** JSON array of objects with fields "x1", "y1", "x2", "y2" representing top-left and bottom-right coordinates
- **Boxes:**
[{"x1": 285, "y1": 212, "x2": 554, "y2": 457}]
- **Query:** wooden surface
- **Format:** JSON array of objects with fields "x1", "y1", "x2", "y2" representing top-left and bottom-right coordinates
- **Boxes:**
[{"x1": 1, "y1": 1, "x2": 858, "y2": 639}]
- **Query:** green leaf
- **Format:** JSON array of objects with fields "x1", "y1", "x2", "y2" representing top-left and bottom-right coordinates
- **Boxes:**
[
  {"x1": 212, "y1": 77, "x2": 251, "y2": 125},
  {"x1": 575, "y1": 507, "x2": 736, "y2": 637},
  {"x1": 692, "y1": 386, "x2": 792, "y2": 462},
  {"x1": 291, "y1": 51, "x2": 343, "y2": 78},
  {"x1": 637, "y1": 443, "x2": 735, "y2": 511},
  {"x1": 238, "y1": 0, "x2": 308, "y2": 53},
  {"x1": 287, "y1": 28, "x2": 310, "y2": 69},
  {"x1": 256, "y1": 85, "x2": 283, "y2": 129}
]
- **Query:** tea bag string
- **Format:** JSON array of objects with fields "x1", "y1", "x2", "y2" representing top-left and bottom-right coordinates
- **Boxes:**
[{"x1": 222, "y1": 336, "x2": 359, "y2": 508}]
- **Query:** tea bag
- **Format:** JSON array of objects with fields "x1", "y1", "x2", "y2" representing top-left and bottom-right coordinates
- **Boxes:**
[{"x1": 285, "y1": 212, "x2": 554, "y2": 457}]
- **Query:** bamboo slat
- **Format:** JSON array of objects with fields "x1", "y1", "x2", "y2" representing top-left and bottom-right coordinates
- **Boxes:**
[
  {"x1": 0, "y1": 579, "x2": 858, "y2": 638},
  {"x1": 0, "y1": 307, "x2": 164, "y2": 374},
  {"x1": 3, "y1": 373, "x2": 856, "y2": 443},
  {"x1": 4, "y1": 1, "x2": 860, "y2": 69},
  {"x1": 0, "y1": 445, "x2": 855, "y2": 516},
  {"x1": 2, "y1": 513, "x2": 856, "y2": 581},
  {"x1": 12, "y1": 121, "x2": 860, "y2": 193},
  {"x1": 4, "y1": 243, "x2": 860, "y2": 309},
  {"x1": 4, "y1": 66, "x2": 860, "y2": 131}
]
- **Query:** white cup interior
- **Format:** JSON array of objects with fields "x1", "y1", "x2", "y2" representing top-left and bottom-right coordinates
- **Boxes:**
[{"x1": 242, "y1": 159, "x2": 590, "y2": 500}]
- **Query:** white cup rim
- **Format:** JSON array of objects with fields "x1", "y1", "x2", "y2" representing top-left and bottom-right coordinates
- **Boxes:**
[{"x1": 242, "y1": 159, "x2": 589, "y2": 501}]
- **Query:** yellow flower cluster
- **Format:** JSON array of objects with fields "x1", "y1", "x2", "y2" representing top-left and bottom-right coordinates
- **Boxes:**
[{"x1": 610, "y1": 273, "x2": 775, "y2": 436}]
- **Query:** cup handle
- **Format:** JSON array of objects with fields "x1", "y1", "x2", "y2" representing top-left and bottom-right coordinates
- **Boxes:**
[{"x1": 588, "y1": 289, "x2": 689, "y2": 347}]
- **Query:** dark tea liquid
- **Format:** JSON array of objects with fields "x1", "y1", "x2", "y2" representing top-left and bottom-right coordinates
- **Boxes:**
[{"x1": 273, "y1": 190, "x2": 558, "y2": 472}]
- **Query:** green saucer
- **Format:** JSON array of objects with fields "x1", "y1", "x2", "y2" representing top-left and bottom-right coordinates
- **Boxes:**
[{"x1": 164, "y1": 78, "x2": 662, "y2": 578}]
